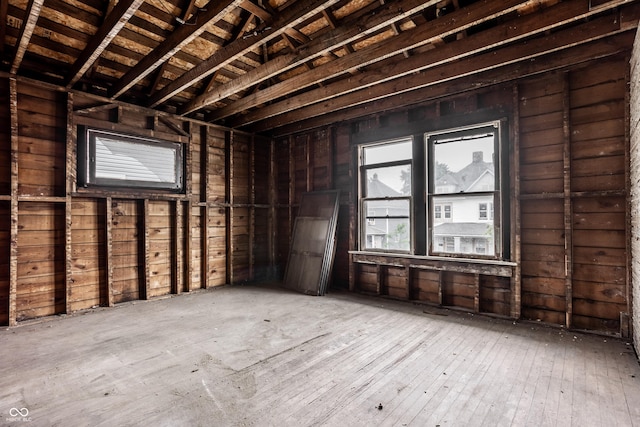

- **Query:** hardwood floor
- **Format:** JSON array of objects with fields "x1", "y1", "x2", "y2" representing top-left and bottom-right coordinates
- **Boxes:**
[{"x1": 1, "y1": 284, "x2": 639, "y2": 426}]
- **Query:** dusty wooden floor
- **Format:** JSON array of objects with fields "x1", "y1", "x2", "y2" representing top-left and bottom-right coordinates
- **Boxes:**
[{"x1": 1, "y1": 284, "x2": 639, "y2": 426}]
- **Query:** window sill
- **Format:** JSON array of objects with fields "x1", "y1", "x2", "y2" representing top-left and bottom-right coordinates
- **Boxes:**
[{"x1": 349, "y1": 251, "x2": 516, "y2": 277}]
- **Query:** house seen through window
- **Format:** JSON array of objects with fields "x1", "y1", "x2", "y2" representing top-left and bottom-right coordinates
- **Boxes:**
[{"x1": 358, "y1": 120, "x2": 507, "y2": 259}]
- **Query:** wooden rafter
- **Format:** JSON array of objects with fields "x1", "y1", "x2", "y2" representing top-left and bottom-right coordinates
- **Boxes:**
[
  {"x1": 180, "y1": 0, "x2": 199, "y2": 23},
  {"x1": 147, "y1": 60, "x2": 170, "y2": 95},
  {"x1": 66, "y1": 0, "x2": 146, "y2": 88},
  {"x1": 179, "y1": 0, "x2": 442, "y2": 115},
  {"x1": 148, "y1": 0, "x2": 342, "y2": 108},
  {"x1": 207, "y1": 0, "x2": 530, "y2": 122},
  {"x1": 199, "y1": 11, "x2": 256, "y2": 96},
  {"x1": 263, "y1": 19, "x2": 634, "y2": 136},
  {"x1": 241, "y1": 0, "x2": 634, "y2": 131},
  {"x1": 239, "y1": 0, "x2": 271, "y2": 22},
  {"x1": 10, "y1": 0, "x2": 45, "y2": 74},
  {"x1": 109, "y1": 0, "x2": 246, "y2": 99}
]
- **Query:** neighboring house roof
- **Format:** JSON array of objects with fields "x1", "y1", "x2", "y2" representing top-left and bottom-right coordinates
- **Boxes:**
[
  {"x1": 433, "y1": 222, "x2": 492, "y2": 237},
  {"x1": 436, "y1": 151, "x2": 494, "y2": 192},
  {"x1": 366, "y1": 225, "x2": 388, "y2": 236},
  {"x1": 435, "y1": 172, "x2": 461, "y2": 189},
  {"x1": 368, "y1": 173, "x2": 403, "y2": 198}
]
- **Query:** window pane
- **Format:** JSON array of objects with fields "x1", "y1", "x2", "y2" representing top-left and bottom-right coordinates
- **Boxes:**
[
  {"x1": 95, "y1": 136, "x2": 177, "y2": 183},
  {"x1": 433, "y1": 133, "x2": 495, "y2": 194},
  {"x1": 364, "y1": 199, "x2": 410, "y2": 251},
  {"x1": 364, "y1": 199, "x2": 410, "y2": 218},
  {"x1": 432, "y1": 195, "x2": 495, "y2": 256},
  {"x1": 363, "y1": 140, "x2": 412, "y2": 165},
  {"x1": 363, "y1": 216, "x2": 410, "y2": 251},
  {"x1": 365, "y1": 165, "x2": 411, "y2": 196}
]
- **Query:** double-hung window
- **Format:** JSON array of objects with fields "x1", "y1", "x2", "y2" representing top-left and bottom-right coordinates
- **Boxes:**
[
  {"x1": 360, "y1": 138, "x2": 412, "y2": 252},
  {"x1": 427, "y1": 122, "x2": 503, "y2": 258},
  {"x1": 358, "y1": 120, "x2": 507, "y2": 260}
]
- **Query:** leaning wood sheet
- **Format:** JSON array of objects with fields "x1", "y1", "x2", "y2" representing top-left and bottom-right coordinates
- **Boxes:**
[{"x1": 283, "y1": 190, "x2": 340, "y2": 296}]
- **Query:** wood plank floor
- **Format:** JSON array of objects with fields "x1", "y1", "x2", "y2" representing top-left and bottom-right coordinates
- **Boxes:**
[{"x1": 1, "y1": 284, "x2": 639, "y2": 426}]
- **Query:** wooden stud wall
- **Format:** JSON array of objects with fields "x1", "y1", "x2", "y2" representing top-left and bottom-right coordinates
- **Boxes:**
[
  {"x1": 0, "y1": 76, "x2": 276, "y2": 325},
  {"x1": 273, "y1": 54, "x2": 631, "y2": 335},
  {"x1": 630, "y1": 29, "x2": 640, "y2": 355}
]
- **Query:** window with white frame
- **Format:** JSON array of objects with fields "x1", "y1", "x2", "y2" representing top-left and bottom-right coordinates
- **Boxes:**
[
  {"x1": 360, "y1": 138, "x2": 412, "y2": 252},
  {"x1": 358, "y1": 120, "x2": 507, "y2": 260}
]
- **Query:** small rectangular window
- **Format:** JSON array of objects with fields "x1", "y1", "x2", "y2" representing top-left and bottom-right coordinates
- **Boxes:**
[
  {"x1": 78, "y1": 126, "x2": 184, "y2": 192},
  {"x1": 479, "y1": 203, "x2": 487, "y2": 220}
]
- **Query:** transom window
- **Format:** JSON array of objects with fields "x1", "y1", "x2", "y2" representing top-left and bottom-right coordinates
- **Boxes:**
[
  {"x1": 78, "y1": 126, "x2": 184, "y2": 192},
  {"x1": 358, "y1": 120, "x2": 508, "y2": 260}
]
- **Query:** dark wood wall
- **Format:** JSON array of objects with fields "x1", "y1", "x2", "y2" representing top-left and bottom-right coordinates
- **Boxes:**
[
  {"x1": 0, "y1": 53, "x2": 632, "y2": 336},
  {"x1": 0, "y1": 76, "x2": 274, "y2": 325},
  {"x1": 274, "y1": 53, "x2": 631, "y2": 336}
]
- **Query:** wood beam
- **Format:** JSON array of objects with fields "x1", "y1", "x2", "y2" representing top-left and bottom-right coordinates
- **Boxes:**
[
  {"x1": 181, "y1": 54, "x2": 296, "y2": 114},
  {"x1": 562, "y1": 72, "x2": 573, "y2": 329},
  {"x1": 9, "y1": 77, "x2": 18, "y2": 326},
  {"x1": 66, "y1": 0, "x2": 145, "y2": 88},
  {"x1": 268, "y1": 30, "x2": 634, "y2": 136},
  {"x1": 142, "y1": 199, "x2": 150, "y2": 299},
  {"x1": 178, "y1": 0, "x2": 440, "y2": 114},
  {"x1": 180, "y1": 0, "x2": 199, "y2": 23},
  {"x1": 147, "y1": 60, "x2": 170, "y2": 96},
  {"x1": 105, "y1": 197, "x2": 114, "y2": 306},
  {"x1": 10, "y1": 0, "x2": 45, "y2": 74},
  {"x1": 173, "y1": 200, "x2": 183, "y2": 294},
  {"x1": 239, "y1": 0, "x2": 271, "y2": 22},
  {"x1": 196, "y1": 12, "x2": 255, "y2": 98},
  {"x1": 248, "y1": 4, "x2": 633, "y2": 133},
  {"x1": 226, "y1": 131, "x2": 234, "y2": 285},
  {"x1": 148, "y1": 0, "x2": 342, "y2": 108},
  {"x1": 109, "y1": 0, "x2": 245, "y2": 99},
  {"x1": 65, "y1": 92, "x2": 74, "y2": 314},
  {"x1": 0, "y1": 0, "x2": 9, "y2": 53},
  {"x1": 208, "y1": 0, "x2": 530, "y2": 122},
  {"x1": 511, "y1": 83, "x2": 521, "y2": 319}
]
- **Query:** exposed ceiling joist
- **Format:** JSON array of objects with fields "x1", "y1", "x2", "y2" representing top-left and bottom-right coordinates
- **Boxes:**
[
  {"x1": 109, "y1": 0, "x2": 246, "y2": 99},
  {"x1": 147, "y1": 0, "x2": 343, "y2": 108},
  {"x1": 3, "y1": 0, "x2": 639, "y2": 136},
  {"x1": 10, "y1": 0, "x2": 45, "y2": 74},
  {"x1": 239, "y1": 0, "x2": 272, "y2": 22},
  {"x1": 180, "y1": 0, "x2": 443, "y2": 114},
  {"x1": 268, "y1": 26, "x2": 635, "y2": 136},
  {"x1": 237, "y1": 0, "x2": 634, "y2": 129},
  {"x1": 66, "y1": 0, "x2": 146, "y2": 88},
  {"x1": 208, "y1": 0, "x2": 532, "y2": 122}
]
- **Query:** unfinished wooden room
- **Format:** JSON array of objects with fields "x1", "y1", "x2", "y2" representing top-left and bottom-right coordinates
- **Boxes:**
[{"x1": 2, "y1": 0, "x2": 640, "y2": 425}]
